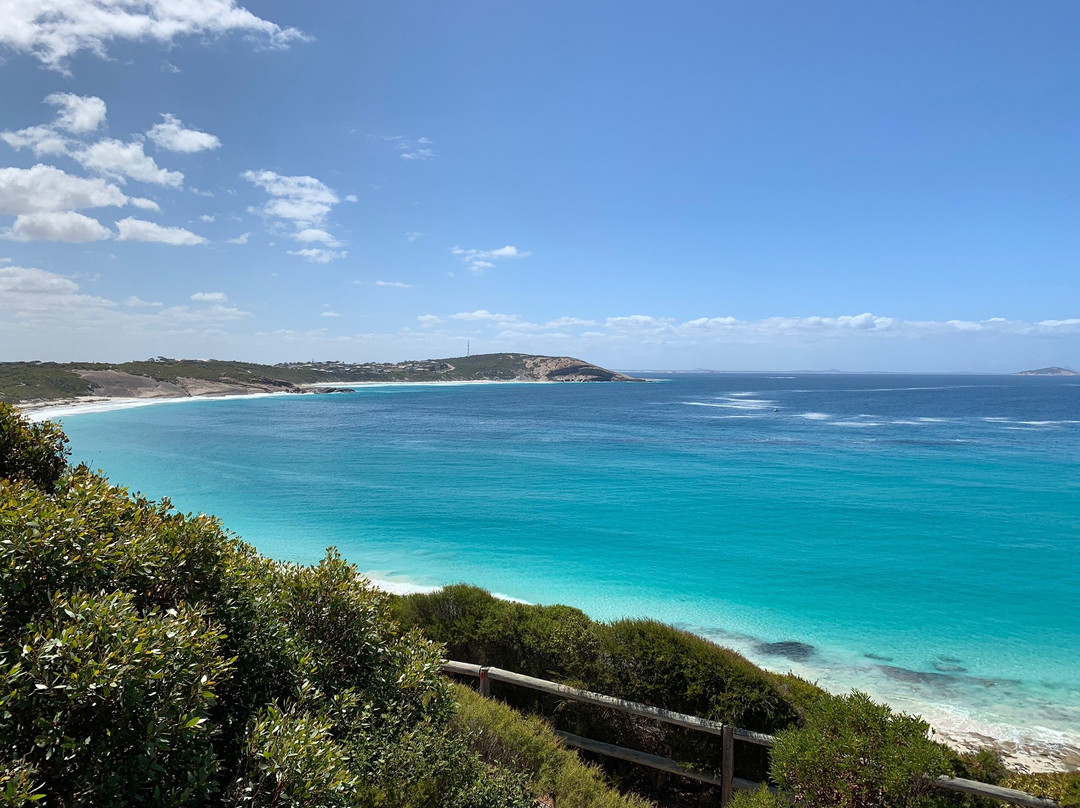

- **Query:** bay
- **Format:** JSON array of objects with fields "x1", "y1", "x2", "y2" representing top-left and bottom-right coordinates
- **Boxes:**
[{"x1": 52, "y1": 373, "x2": 1080, "y2": 756}]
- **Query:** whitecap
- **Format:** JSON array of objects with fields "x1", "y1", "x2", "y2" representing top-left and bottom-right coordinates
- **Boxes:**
[
  {"x1": 685, "y1": 397, "x2": 776, "y2": 410},
  {"x1": 796, "y1": 412, "x2": 831, "y2": 420}
]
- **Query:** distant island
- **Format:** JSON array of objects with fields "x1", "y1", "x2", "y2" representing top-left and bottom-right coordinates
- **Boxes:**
[
  {"x1": 0, "y1": 354, "x2": 640, "y2": 407},
  {"x1": 1016, "y1": 366, "x2": 1078, "y2": 376}
]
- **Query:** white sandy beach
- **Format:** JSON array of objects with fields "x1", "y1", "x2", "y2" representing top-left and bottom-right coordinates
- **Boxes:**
[{"x1": 22, "y1": 380, "x2": 552, "y2": 422}]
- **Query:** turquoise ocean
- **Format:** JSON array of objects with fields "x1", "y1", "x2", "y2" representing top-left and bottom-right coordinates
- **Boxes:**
[{"x1": 47, "y1": 374, "x2": 1080, "y2": 753}]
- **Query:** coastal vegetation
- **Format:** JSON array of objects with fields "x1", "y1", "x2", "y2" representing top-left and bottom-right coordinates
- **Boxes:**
[
  {"x1": 1, "y1": 403, "x2": 1075, "y2": 807},
  {"x1": 393, "y1": 586, "x2": 1079, "y2": 807},
  {"x1": 0, "y1": 354, "x2": 637, "y2": 405}
]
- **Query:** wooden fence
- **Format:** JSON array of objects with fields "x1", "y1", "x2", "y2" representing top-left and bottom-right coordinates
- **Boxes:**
[{"x1": 443, "y1": 661, "x2": 1061, "y2": 808}]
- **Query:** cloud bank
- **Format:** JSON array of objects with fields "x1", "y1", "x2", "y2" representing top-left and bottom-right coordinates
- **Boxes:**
[{"x1": 0, "y1": 0, "x2": 310, "y2": 72}]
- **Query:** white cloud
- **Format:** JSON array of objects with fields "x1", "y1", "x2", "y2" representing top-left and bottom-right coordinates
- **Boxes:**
[
  {"x1": 0, "y1": 0, "x2": 310, "y2": 73},
  {"x1": 191, "y1": 291, "x2": 227, "y2": 303},
  {"x1": 373, "y1": 134, "x2": 436, "y2": 161},
  {"x1": 199, "y1": 214, "x2": 215, "y2": 222},
  {"x1": 0, "y1": 164, "x2": 128, "y2": 214},
  {"x1": 130, "y1": 197, "x2": 160, "y2": 211},
  {"x1": 546, "y1": 316, "x2": 598, "y2": 328},
  {"x1": 294, "y1": 228, "x2": 340, "y2": 246},
  {"x1": 147, "y1": 114, "x2": 221, "y2": 153},
  {"x1": 0, "y1": 265, "x2": 252, "y2": 350},
  {"x1": 243, "y1": 170, "x2": 348, "y2": 260},
  {"x1": 242, "y1": 170, "x2": 341, "y2": 228},
  {"x1": 320, "y1": 310, "x2": 340, "y2": 318},
  {"x1": 405, "y1": 231, "x2": 424, "y2": 242},
  {"x1": 488, "y1": 245, "x2": 526, "y2": 258},
  {"x1": 2, "y1": 211, "x2": 111, "y2": 242},
  {"x1": 451, "y1": 244, "x2": 531, "y2": 273},
  {"x1": 0, "y1": 265, "x2": 81, "y2": 297},
  {"x1": 376, "y1": 280, "x2": 412, "y2": 288},
  {"x1": 1, "y1": 93, "x2": 105, "y2": 156},
  {"x1": 227, "y1": 232, "x2": 250, "y2": 245},
  {"x1": 45, "y1": 92, "x2": 106, "y2": 133},
  {"x1": 74, "y1": 139, "x2": 184, "y2": 187},
  {"x1": 116, "y1": 217, "x2": 207, "y2": 245},
  {"x1": 286, "y1": 247, "x2": 346, "y2": 263},
  {"x1": 406, "y1": 310, "x2": 1080, "y2": 350},
  {"x1": 448, "y1": 310, "x2": 521, "y2": 323},
  {"x1": 0, "y1": 124, "x2": 69, "y2": 157}
]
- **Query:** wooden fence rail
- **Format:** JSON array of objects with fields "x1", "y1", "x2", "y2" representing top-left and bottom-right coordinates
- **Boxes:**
[{"x1": 442, "y1": 661, "x2": 1061, "y2": 808}]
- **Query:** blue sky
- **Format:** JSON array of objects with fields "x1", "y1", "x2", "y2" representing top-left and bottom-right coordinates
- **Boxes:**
[{"x1": 0, "y1": 0, "x2": 1077, "y2": 371}]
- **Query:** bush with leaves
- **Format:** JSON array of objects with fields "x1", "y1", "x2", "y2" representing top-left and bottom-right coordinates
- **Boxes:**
[
  {"x1": 394, "y1": 584, "x2": 801, "y2": 793},
  {"x1": 0, "y1": 403, "x2": 68, "y2": 492},
  {"x1": 769, "y1": 690, "x2": 947, "y2": 808},
  {"x1": 728, "y1": 786, "x2": 788, "y2": 808},
  {"x1": 452, "y1": 684, "x2": 652, "y2": 808},
  {"x1": 3, "y1": 591, "x2": 228, "y2": 805}
]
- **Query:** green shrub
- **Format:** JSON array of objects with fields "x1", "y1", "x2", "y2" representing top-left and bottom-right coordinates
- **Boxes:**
[
  {"x1": 0, "y1": 758, "x2": 43, "y2": 806},
  {"x1": 594, "y1": 619, "x2": 800, "y2": 732},
  {"x1": 276, "y1": 551, "x2": 449, "y2": 722},
  {"x1": 770, "y1": 690, "x2": 947, "y2": 808},
  {"x1": 226, "y1": 703, "x2": 360, "y2": 807},
  {"x1": 1000, "y1": 772, "x2": 1080, "y2": 808},
  {"x1": 0, "y1": 404, "x2": 68, "y2": 492},
  {"x1": 395, "y1": 585, "x2": 802, "y2": 792},
  {"x1": 451, "y1": 684, "x2": 653, "y2": 808},
  {"x1": 2, "y1": 591, "x2": 228, "y2": 806},
  {"x1": 728, "y1": 785, "x2": 789, "y2": 808}
]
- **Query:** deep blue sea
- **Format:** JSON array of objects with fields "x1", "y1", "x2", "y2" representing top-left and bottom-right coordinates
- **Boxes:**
[{"x1": 48, "y1": 374, "x2": 1080, "y2": 752}]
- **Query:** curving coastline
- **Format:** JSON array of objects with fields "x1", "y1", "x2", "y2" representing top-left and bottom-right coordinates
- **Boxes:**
[{"x1": 31, "y1": 374, "x2": 1080, "y2": 777}]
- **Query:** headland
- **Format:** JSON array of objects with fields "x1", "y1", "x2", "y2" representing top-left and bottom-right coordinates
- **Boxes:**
[{"x1": 2, "y1": 353, "x2": 640, "y2": 413}]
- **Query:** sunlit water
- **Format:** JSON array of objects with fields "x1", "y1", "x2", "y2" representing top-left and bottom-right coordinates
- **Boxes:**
[{"x1": 52, "y1": 374, "x2": 1080, "y2": 752}]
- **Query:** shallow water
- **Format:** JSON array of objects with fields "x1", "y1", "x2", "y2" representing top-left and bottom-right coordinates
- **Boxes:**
[{"x1": 53, "y1": 374, "x2": 1080, "y2": 751}]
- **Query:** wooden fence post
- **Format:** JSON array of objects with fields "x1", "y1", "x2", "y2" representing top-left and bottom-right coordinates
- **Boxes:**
[
  {"x1": 479, "y1": 666, "x2": 491, "y2": 698},
  {"x1": 721, "y1": 723, "x2": 734, "y2": 806}
]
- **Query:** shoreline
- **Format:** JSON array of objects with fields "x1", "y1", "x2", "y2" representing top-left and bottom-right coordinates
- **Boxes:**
[
  {"x1": 22, "y1": 391, "x2": 300, "y2": 421},
  {"x1": 21, "y1": 380, "x2": 542, "y2": 422},
  {"x1": 364, "y1": 575, "x2": 1079, "y2": 774}
]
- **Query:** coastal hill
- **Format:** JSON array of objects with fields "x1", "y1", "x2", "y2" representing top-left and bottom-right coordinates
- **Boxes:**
[
  {"x1": 1016, "y1": 366, "x2": 1078, "y2": 376},
  {"x1": 0, "y1": 353, "x2": 639, "y2": 405}
]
